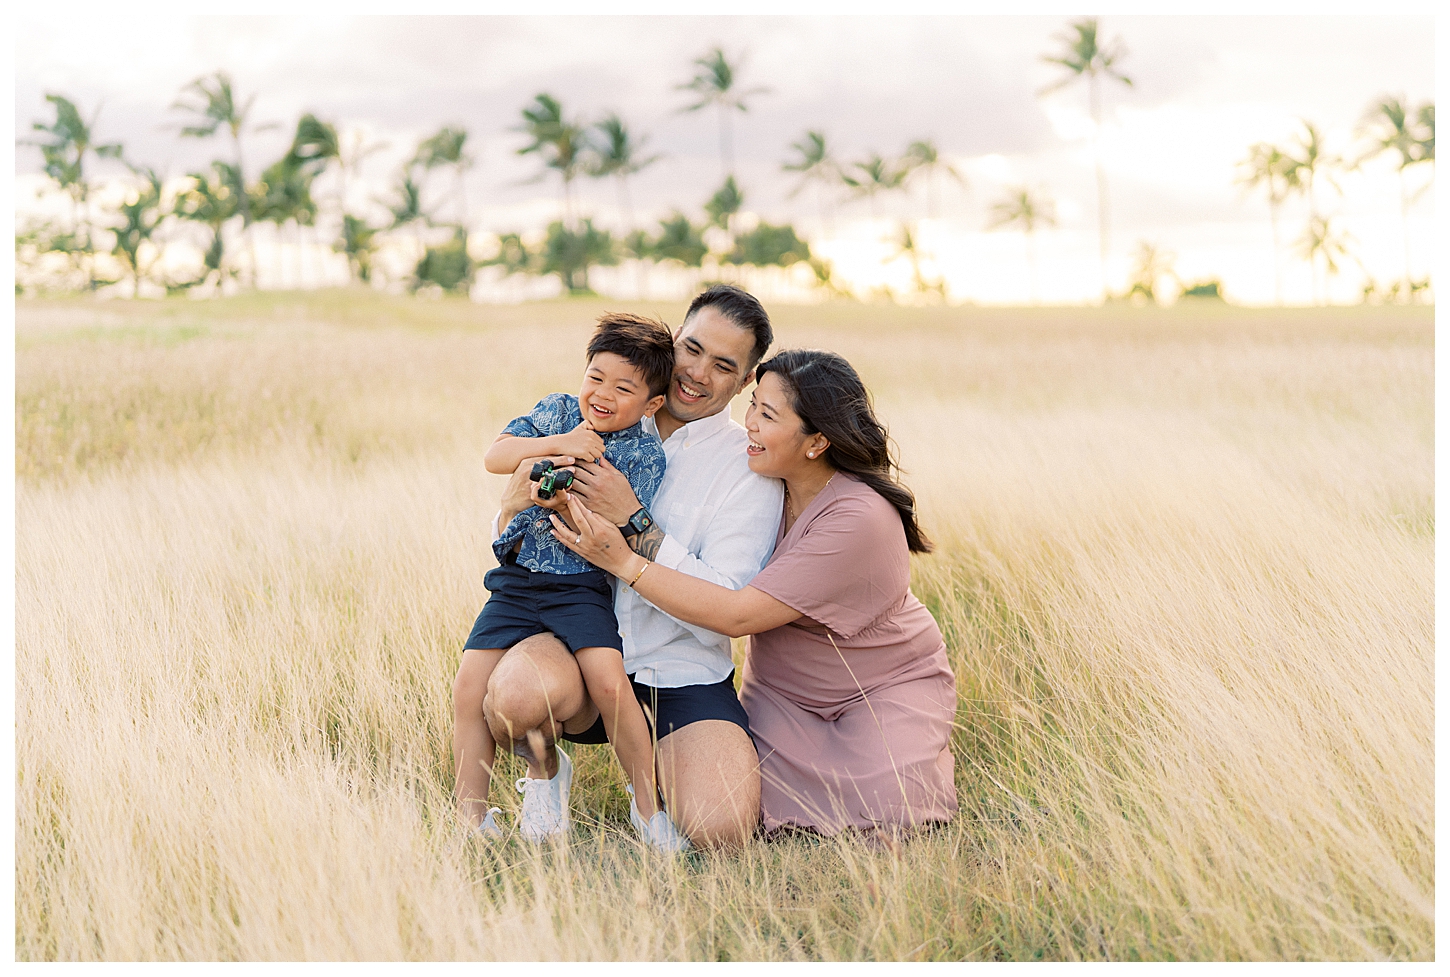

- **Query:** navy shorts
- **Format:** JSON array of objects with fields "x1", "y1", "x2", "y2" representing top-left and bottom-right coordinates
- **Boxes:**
[
  {"x1": 464, "y1": 561, "x2": 623, "y2": 654},
  {"x1": 563, "y1": 671, "x2": 753, "y2": 745}
]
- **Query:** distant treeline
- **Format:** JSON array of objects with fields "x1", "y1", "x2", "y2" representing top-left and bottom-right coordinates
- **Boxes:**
[{"x1": 14, "y1": 20, "x2": 1436, "y2": 305}]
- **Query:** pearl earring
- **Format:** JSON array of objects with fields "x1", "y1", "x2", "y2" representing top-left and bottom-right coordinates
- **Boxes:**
[{"x1": 807, "y1": 451, "x2": 815, "y2": 458}]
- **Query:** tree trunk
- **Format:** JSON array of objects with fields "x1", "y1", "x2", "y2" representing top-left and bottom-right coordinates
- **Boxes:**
[
  {"x1": 1027, "y1": 230, "x2": 1038, "y2": 306},
  {"x1": 1269, "y1": 198, "x2": 1282, "y2": 306},
  {"x1": 1399, "y1": 166, "x2": 1411, "y2": 292},
  {"x1": 718, "y1": 104, "x2": 732, "y2": 179},
  {"x1": 233, "y1": 129, "x2": 256, "y2": 289},
  {"x1": 456, "y1": 165, "x2": 468, "y2": 229},
  {"x1": 1090, "y1": 73, "x2": 1110, "y2": 303}
]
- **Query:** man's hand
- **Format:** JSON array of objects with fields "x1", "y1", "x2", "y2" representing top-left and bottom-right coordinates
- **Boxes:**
[
  {"x1": 567, "y1": 455, "x2": 643, "y2": 526},
  {"x1": 552, "y1": 421, "x2": 605, "y2": 464},
  {"x1": 499, "y1": 455, "x2": 575, "y2": 528}
]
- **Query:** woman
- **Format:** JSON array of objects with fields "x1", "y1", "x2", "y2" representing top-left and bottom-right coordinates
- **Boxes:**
[{"x1": 555, "y1": 349, "x2": 958, "y2": 839}]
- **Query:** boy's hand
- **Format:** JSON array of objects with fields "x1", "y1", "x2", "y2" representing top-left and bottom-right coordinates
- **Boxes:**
[
  {"x1": 500, "y1": 454, "x2": 575, "y2": 527},
  {"x1": 554, "y1": 421, "x2": 606, "y2": 464}
]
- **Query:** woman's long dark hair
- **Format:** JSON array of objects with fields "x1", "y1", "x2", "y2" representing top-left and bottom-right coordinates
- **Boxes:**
[{"x1": 756, "y1": 348, "x2": 933, "y2": 554}]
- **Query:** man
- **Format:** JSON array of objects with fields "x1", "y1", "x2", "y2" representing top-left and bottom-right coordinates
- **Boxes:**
[{"x1": 477, "y1": 284, "x2": 782, "y2": 850}]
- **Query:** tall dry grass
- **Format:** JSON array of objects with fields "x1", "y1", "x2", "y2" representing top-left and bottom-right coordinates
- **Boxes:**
[{"x1": 14, "y1": 292, "x2": 1433, "y2": 959}]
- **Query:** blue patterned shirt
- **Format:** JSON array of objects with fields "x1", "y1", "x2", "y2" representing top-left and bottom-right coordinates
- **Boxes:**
[{"x1": 493, "y1": 392, "x2": 667, "y2": 575}]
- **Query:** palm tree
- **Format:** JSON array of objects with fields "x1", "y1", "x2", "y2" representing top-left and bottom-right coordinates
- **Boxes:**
[
  {"x1": 414, "y1": 126, "x2": 473, "y2": 227},
  {"x1": 1236, "y1": 141, "x2": 1297, "y2": 305},
  {"x1": 384, "y1": 166, "x2": 429, "y2": 266},
  {"x1": 1356, "y1": 97, "x2": 1430, "y2": 290},
  {"x1": 987, "y1": 186, "x2": 1058, "y2": 305},
  {"x1": 515, "y1": 94, "x2": 588, "y2": 228},
  {"x1": 782, "y1": 130, "x2": 839, "y2": 231},
  {"x1": 172, "y1": 71, "x2": 273, "y2": 286},
  {"x1": 1297, "y1": 214, "x2": 1353, "y2": 305},
  {"x1": 651, "y1": 212, "x2": 708, "y2": 293},
  {"x1": 1282, "y1": 121, "x2": 1343, "y2": 301},
  {"x1": 1282, "y1": 120, "x2": 1341, "y2": 223},
  {"x1": 255, "y1": 155, "x2": 318, "y2": 289},
  {"x1": 589, "y1": 114, "x2": 661, "y2": 234},
  {"x1": 652, "y1": 213, "x2": 708, "y2": 268},
  {"x1": 337, "y1": 127, "x2": 388, "y2": 220},
  {"x1": 540, "y1": 219, "x2": 616, "y2": 294},
  {"x1": 109, "y1": 163, "x2": 167, "y2": 296},
  {"x1": 172, "y1": 163, "x2": 242, "y2": 291},
  {"x1": 480, "y1": 232, "x2": 535, "y2": 279},
  {"x1": 887, "y1": 221, "x2": 945, "y2": 299},
  {"x1": 841, "y1": 153, "x2": 906, "y2": 219},
  {"x1": 284, "y1": 114, "x2": 339, "y2": 289},
  {"x1": 901, "y1": 139, "x2": 966, "y2": 220},
  {"x1": 1040, "y1": 17, "x2": 1132, "y2": 301},
  {"x1": 27, "y1": 94, "x2": 124, "y2": 289},
  {"x1": 334, "y1": 127, "x2": 388, "y2": 283},
  {"x1": 704, "y1": 176, "x2": 745, "y2": 232},
  {"x1": 588, "y1": 113, "x2": 661, "y2": 297},
  {"x1": 1413, "y1": 103, "x2": 1435, "y2": 162},
  {"x1": 1125, "y1": 241, "x2": 1176, "y2": 304},
  {"x1": 678, "y1": 46, "x2": 770, "y2": 178},
  {"x1": 335, "y1": 215, "x2": 380, "y2": 284}
]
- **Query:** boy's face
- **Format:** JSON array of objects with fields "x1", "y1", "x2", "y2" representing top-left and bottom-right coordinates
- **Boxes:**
[{"x1": 579, "y1": 352, "x2": 666, "y2": 433}]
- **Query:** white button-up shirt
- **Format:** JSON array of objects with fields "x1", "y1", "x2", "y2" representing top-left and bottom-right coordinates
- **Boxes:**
[
  {"x1": 618, "y1": 408, "x2": 783, "y2": 687},
  {"x1": 490, "y1": 405, "x2": 783, "y2": 688}
]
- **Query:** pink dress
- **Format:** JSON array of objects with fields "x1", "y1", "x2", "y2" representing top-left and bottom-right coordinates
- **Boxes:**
[{"x1": 740, "y1": 473, "x2": 959, "y2": 835}]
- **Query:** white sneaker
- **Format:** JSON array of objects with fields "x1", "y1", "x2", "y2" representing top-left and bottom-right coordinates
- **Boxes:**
[
  {"x1": 477, "y1": 807, "x2": 503, "y2": 839},
  {"x1": 516, "y1": 747, "x2": 572, "y2": 842},
  {"x1": 627, "y1": 785, "x2": 692, "y2": 853}
]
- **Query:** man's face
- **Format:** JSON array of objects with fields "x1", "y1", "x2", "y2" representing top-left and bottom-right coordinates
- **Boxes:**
[{"x1": 665, "y1": 307, "x2": 757, "y2": 423}]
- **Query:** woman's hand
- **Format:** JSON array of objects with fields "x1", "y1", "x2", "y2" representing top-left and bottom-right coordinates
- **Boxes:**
[{"x1": 550, "y1": 491, "x2": 636, "y2": 577}]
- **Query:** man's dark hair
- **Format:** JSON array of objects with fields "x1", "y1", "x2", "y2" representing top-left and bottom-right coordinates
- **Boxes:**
[
  {"x1": 587, "y1": 312, "x2": 676, "y2": 398},
  {"x1": 683, "y1": 284, "x2": 773, "y2": 370}
]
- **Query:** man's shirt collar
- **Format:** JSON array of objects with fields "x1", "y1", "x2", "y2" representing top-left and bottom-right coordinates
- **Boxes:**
[{"x1": 646, "y1": 405, "x2": 733, "y2": 444}]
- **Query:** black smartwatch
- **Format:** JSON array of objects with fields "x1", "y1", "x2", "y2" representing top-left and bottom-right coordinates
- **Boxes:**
[{"x1": 620, "y1": 507, "x2": 654, "y2": 538}]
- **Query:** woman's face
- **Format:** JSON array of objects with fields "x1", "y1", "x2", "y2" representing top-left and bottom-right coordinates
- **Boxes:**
[{"x1": 744, "y1": 371, "x2": 816, "y2": 478}]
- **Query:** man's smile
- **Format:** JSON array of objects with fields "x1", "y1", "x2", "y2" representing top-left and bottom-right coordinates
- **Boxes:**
[{"x1": 675, "y1": 377, "x2": 707, "y2": 403}]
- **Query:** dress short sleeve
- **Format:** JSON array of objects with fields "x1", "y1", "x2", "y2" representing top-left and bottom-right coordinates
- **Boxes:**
[{"x1": 748, "y1": 483, "x2": 910, "y2": 640}]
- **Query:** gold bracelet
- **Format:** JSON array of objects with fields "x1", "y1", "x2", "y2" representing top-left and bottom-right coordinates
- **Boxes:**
[{"x1": 629, "y1": 561, "x2": 650, "y2": 587}]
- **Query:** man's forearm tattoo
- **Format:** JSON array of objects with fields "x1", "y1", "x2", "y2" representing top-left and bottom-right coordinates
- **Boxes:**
[{"x1": 631, "y1": 523, "x2": 665, "y2": 561}]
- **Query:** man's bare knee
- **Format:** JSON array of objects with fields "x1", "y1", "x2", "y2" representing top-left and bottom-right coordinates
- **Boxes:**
[
  {"x1": 686, "y1": 804, "x2": 758, "y2": 850},
  {"x1": 656, "y1": 720, "x2": 762, "y2": 851},
  {"x1": 484, "y1": 633, "x2": 585, "y2": 740}
]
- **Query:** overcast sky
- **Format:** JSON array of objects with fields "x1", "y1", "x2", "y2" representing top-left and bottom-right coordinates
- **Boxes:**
[{"x1": 13, "y1": 11, "x2": 1438, "y2": 304}]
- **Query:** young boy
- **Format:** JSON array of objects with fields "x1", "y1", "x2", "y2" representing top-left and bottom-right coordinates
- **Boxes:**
[{"x1": 453, "y1": 312, "x2": 676, "y2": 845}]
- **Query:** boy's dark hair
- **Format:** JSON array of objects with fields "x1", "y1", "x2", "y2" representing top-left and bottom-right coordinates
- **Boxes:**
[
  {"x1": 684, "y1": 284, "x2": 773, "y2": 370},
  {"x1": 587, "y1": 312, "x2": 676, "y2": 398}
]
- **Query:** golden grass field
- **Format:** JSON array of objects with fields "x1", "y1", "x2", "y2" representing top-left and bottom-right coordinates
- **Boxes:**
[{"x1": 14, "y1": 291, "x2": 1433, "y2": 960}]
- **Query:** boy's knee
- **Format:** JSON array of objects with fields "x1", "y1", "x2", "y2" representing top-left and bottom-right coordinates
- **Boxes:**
[
  {"x1": 588, "y1": 671, "x2": 631, "y2": 707},
  {"x1": 452, "y1": 656, "x2": 489, "y2": 714},
  {"x1": 577, "y1": 649, "x2": 631, "y2": 703}
]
